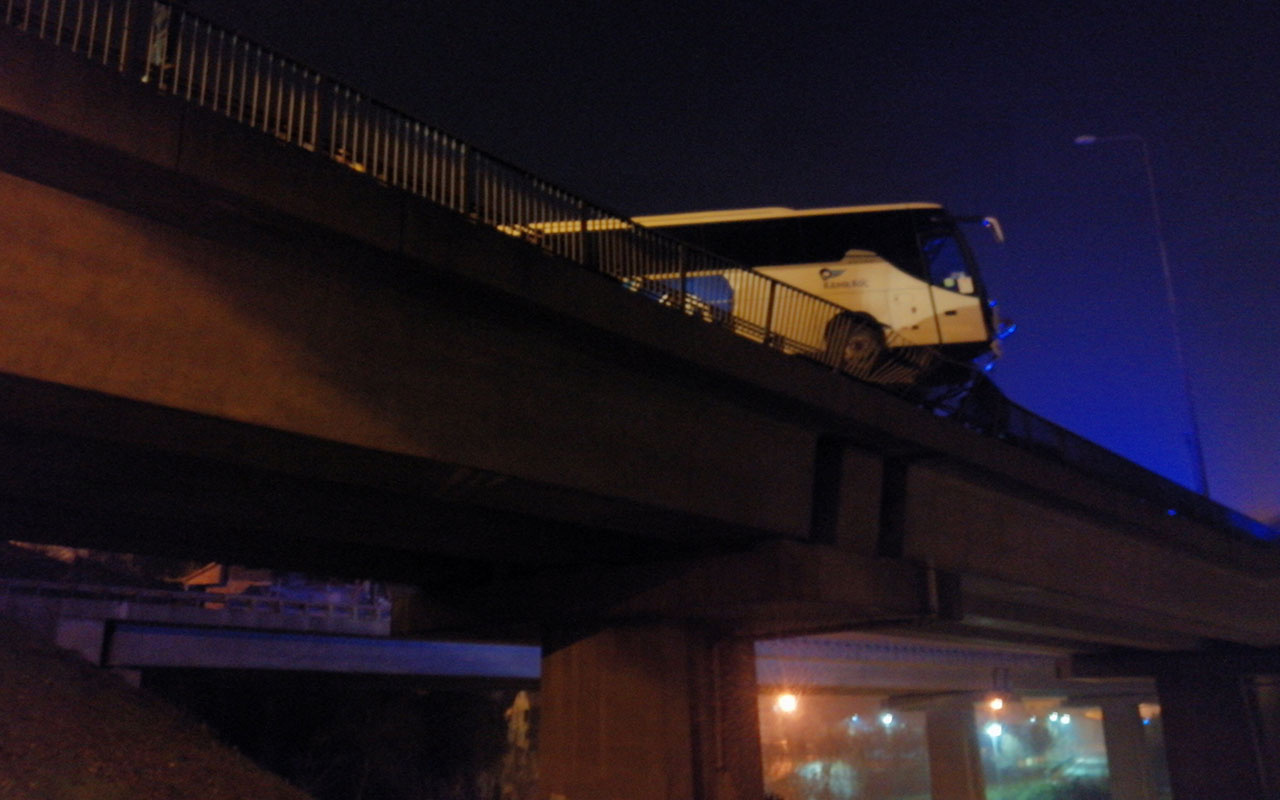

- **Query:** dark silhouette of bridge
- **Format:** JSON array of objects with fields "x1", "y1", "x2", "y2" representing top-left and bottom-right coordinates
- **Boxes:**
[{"x1": 3, "y1": 4, "x2": 1279, "y2": 798}]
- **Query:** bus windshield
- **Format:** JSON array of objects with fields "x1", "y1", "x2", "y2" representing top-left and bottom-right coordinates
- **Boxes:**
[{"x1": 920, "y1": 228, "x2": 977, "y2": 294}]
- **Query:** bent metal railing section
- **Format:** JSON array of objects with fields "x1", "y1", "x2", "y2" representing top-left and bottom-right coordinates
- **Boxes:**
[{"x1": 4, "y1": 0, "x2": 1272, "y2": 540}]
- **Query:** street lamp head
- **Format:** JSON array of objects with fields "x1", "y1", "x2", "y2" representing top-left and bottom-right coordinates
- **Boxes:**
[{"x1": 1075, "y1": 132, "x2": 1144, "y2": 146}]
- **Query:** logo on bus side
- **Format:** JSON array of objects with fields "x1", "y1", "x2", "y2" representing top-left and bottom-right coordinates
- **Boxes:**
[{"x1": 820, "y1": 268, "x2": 868, "y2": 289}]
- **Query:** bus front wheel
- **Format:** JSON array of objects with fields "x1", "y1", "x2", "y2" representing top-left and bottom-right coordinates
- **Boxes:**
[{"x1": 825, "y1": 312, "x2": 886, "y2": 375}]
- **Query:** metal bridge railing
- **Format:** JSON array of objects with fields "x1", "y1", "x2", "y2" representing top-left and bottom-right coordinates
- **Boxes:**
[
  {"x1": 0, "y1": 577, "x2": 392, "y2": 624},
  {"x1": 2, "y1": 0, "x2": 961, "y2": 387},
  {"x1": 4, "y1": 0, "x2": 134, "y2": 69},
  {"x1": 5, "y1": 0, "x2": 1274, "y2": 542},
  {"x1": 9, "y1": 0, "x2": 948, "y2": 379}
]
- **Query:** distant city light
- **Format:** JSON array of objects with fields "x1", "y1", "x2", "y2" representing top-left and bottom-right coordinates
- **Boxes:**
[
  {"x1": 880, "y1": 712, "x2": 895, "y2": 727},
  {"x1": 775, "y1": 693, "x2": 798, "y2": 713},
  {"x1": 989, "y1": 697, "x2": 1004, "y2": 711},
  {"x1": 985, "y1": 722, "x2": 1004, "y2": 739}
]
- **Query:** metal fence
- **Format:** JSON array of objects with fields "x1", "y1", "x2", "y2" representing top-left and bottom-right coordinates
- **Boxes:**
[
  {"x1": 4, "y1": 0, "x2": 1273, "y2": 541},
  {"x1": 2, "y1": 0, "x2": 960, "y2": 381},
  {"x1": 8, "y1": 0, "x2": 944, "y2": 379},
  {"x1": 4, "y1": 0, "x2": 134, "y2": 68},
  {"x1": 0, "y1": 577, "x2": 392, "y2": 622}
]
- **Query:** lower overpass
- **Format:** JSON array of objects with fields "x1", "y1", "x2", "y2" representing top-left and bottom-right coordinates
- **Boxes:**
[
  {"x1": 3, "y1": 6, "x2": 1280, "y2": 798},
  {"x1": 1, "y1": 575, "x2": 1141, "y2": 698},
  {"x1": 3, "y1": 574, "x2": 1163, "y2": 800}
]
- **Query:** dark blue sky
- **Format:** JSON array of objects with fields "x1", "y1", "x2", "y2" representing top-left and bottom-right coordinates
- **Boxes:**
[{"x1": 188, "y1": 0, "x2": 1279, "y2": 524}]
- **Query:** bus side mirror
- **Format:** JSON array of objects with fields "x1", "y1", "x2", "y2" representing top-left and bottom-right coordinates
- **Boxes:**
[{"x1": 982, "y1": 217, "x2": 1005, "y2": 243}]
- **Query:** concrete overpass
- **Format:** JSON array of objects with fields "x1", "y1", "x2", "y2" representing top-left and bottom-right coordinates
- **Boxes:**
[
  {"x1": 3, "y1": 4, "x2": 1280, "y2": 798},
  {"x1": 0, "y1": 577, "x2": 1098, "y2": 696}
]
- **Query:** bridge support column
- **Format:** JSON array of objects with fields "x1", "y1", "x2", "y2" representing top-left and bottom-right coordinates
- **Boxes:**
[
  {"x1": 1098, "y1": 698, "x2": 1158, "y2": 800},
  {"x1": 1253, "y1": 677, "x2": 1280, "y2": 798},
  {"x1": 923, "y1": 705, "x2": 986, "y2": 800},
  {"x1": 539, "y1": 623, "x2": 762, "y2": 800},
  {"x1": 1155, "y1": 665, "x2": 1269, "y2": 800}
]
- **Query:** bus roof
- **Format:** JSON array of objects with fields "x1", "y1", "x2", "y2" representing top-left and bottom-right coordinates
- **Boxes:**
[{"x1": 632, "y1": 203, "x2": 944, "y2": 228}]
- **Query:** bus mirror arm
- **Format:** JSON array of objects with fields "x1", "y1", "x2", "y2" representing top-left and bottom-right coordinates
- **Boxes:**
[
  {"x1": 982, "y1": 216, "x2": 1005, "y2": 243},
  {"x1": 952, "y1": 215, "x2": 1005, "y2": 244}
]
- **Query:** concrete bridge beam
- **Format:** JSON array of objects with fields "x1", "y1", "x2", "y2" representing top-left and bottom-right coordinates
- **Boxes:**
[{"x1": 1156, "y1": 665, "x2": 1271, "y2": 800}]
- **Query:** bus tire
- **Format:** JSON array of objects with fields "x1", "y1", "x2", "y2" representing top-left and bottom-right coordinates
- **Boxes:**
[{"x1": 825, "y1": 312, "x2": 886, "y2": 375}]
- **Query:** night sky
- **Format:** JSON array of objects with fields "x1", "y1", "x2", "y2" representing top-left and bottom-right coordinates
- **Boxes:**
[{"x1": 183, "y1": 0, "x2": 1278, "y2": 525}]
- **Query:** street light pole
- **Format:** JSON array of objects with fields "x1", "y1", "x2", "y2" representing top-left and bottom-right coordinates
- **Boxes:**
[{"x1": 1074, "y1": 133, "x2": 1210, "y2": 496}]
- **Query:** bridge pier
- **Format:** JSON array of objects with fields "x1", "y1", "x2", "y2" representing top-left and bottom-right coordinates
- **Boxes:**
[
  {"x1": 539, "y1": 623, "x2": 762, "y2": 800},
  {"x1": 923, "y1": 705, "x2": 987, "y2": 800},
  {"x1": 1075, "y1": 649, "x2": 1280, "y2": 800},
  {"x1": 1155, "y1": 664, "x2": 1272, "y2": 800},
  {"x1": 1097, "y1": 698, "x2": 1160, "y2": 800}
]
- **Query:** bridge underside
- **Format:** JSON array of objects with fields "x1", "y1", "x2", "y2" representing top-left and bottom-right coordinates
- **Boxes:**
[
  {"x1": 4, "y1": 370, "x2": 1268, "y2": 655},
  {"x1": 0, "y1": 372, "x2": 757, "y2": 583}
]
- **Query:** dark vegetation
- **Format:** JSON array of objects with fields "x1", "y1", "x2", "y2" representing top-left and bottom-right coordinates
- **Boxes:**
[
  {"x1": 144, "y1": 671, "x2": 536, "y2": 800},
  {"x1": 0, "y1": 613, "x2": 315, "y2": 800}
]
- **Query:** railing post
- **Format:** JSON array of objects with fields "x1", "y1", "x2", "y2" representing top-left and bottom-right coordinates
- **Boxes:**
[
  {"x1": 677, "y1": 244, "x2": 688, "y2": 312},
  {"x1": 763, "y1": 280, "x2": 777, "y2": 344},
  {"x1": 139, "y1": 0, "x2": 171, "y2": 87},
  {"x1": 459, "y1": 142, "x2": 472, "y2": 217},
  {"x1": 310, "y1": 72, "x2": 332, "y2": 155},
  {"x1": 115, "y1": 0, "x2": 135, "y2": 72},
  {"x1": 579, "y1": 200, "x2": 595, "y2": 268}
]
